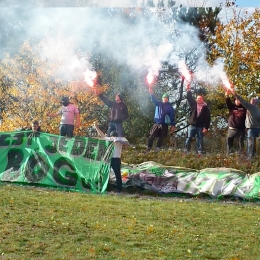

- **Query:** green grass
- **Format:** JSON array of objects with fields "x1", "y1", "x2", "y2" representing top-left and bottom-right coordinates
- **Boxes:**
[{"x1": 0, "y1": 184, "x2": 260, "y2": 260}]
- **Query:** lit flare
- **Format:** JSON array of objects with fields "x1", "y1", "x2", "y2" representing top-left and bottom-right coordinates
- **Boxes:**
[
  {"x1": 179, "y1": 60, "x2": 192, "y2": 82},
  {"x1": 220, "y1": 73, "x2": 233, "y2": 92},
  {"x1": 222, "y1": 79, "x2": 232, "y2": 91},
  {"x1": 146, "y1": 72, "x2": 155, "y2": 86},
  {"x1": 84, "y1": 69, "x2": 97, "y2": 88}
]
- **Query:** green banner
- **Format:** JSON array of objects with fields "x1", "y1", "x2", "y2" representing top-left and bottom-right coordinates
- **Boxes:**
[
  {"x1": 3, "y1": 132, "x2": 260, "y2": 200},
  {"x1": 113, "y1": 162, "x2": 260, "y2": 200},
  {"x1": 0, "y1": 131, "x2": 114, "y2": 193}
]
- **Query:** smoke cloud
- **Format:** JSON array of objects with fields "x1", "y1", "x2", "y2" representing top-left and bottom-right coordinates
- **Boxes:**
[
  {"x1": 0, "y1": 6, "x2": 229, "y2": 88},
  {"x1": 0, "y1": 0, "x2": 225, "y2": 8}
]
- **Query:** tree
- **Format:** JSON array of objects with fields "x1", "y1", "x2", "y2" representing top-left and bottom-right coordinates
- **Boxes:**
[
  {"x1": 0, "y1": 7, "x2": 230, "y2": 142},
  {"x1": 0, "y1": 37, "x2": 102, "y2": 135},
  {"x1": 147, "y1": 7, "x2": 222, "y2": 135},
  {"x1": 91, "y1": 52, "x2": 155, "y2": 140},
  {"x1": 210, "y1": 8, "x2": 260, "y2": 97}
]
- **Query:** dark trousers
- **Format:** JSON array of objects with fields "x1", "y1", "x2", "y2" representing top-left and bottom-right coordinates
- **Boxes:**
[
  {"x1": 107, "y1": 122, "x2": 124, "y2": 137},
  {"x1": 226, "y1": 128, "x2": 245, "y2": 154},
  {"x1": 60, "y1": 124, "x2": 74, "y2": 137},
  {"x1": 111, "y1": 158, "x2": 122, "y2": 193},
  {"x1": 147, "y1": 124, "x2": 168, "y2": 149}
]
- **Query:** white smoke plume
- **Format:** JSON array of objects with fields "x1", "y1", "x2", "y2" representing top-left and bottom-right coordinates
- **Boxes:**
[
  {"x1": 0, "y1": 0, "x2": 226, "y2": 8},
  {"x1": 0, "y1": 6, "x2": 230, "y2": 87}
]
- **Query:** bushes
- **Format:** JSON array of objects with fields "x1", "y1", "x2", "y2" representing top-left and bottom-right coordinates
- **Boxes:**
[{"x1": 122, "y1": 132, "x2": 260, "y2": 174}]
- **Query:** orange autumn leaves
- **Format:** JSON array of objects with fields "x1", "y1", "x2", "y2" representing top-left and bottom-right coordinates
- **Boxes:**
[{"x1": 0, "y1": 38, "x2": 106, "y2": 135}]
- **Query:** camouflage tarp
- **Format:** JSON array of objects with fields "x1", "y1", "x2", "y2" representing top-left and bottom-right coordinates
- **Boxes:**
[{"x1": 110, "y1": 161, "x2": 259, "y2": 200}]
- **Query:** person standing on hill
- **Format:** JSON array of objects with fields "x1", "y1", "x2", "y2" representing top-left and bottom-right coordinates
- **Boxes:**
[
  {"x1": 93, "y1": 122, "x2": 130, "y2": 194},
  {"x1": 47, "y1": 96, "x2": 80, "y2": 137},
  {"x1": 146, "y1": 87, "x2": 175, "y2": 152},
  {"x1": 230, "y1": 88, "x2": 260, "y2": 159},
  {"x1": 94, "y1": 90, "x2": 129, "y2": 137},
  {"x1": 225, "y1": 90, "x2": 247, "y2": 155},
  {"x1": 185, "y1": 84, "x2": 210, "y2": 155}
]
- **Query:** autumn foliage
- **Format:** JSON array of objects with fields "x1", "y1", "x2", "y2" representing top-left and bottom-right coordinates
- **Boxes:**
[
  {"x1": 0, "y1": 37, "x2": 108, "y2": 136},
  {"x1": 1, "y1": 8, "x2": 260, "y2": 143}
]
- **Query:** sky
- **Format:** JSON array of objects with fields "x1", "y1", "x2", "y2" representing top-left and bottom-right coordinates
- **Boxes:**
[{"x1": 234, "y1": 0, "x2": 259, "y2": 7}]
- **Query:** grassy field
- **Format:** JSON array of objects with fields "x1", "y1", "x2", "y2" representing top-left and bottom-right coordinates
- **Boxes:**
[{"x1": 0, "y1": 184, "x2": 260, "y2": 260}]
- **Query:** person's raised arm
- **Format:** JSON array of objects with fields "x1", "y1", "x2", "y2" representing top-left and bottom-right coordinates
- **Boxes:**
[
  {"x1": 93, "y1": 122, "x2": 106, "y2": 138},
  {"x1": 186, "y1": 83, "x2": 191, "y2": 92},
  {"x1": 225, "y1": 91, "x2": 235, "y2": 110},
  {"x1": 98, "y1": 94, "x2": 113, "y2": 107},
  {"x1": 186, "y1": 83, "x2": 196, "y2": 107},
  {"x1": 47, "y1": 112, "x2": 59, "y2": 117}
]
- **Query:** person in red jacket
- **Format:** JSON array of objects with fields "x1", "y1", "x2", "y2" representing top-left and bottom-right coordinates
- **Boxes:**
[
  {"x1": 94, "y1": 91, "x2": 129, "y2": 137},
  {"x1": 185, "y1": 84, "x2": 210, "y2": 154}
]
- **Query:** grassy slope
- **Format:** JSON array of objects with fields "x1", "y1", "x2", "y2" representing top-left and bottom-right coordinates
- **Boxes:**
[{"x1": 1, "y1": 184, "x2": 260, "y2": 260}]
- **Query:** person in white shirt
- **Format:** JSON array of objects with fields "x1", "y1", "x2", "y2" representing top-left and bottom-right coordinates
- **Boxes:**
[{"x1": 93, "y1": 122, "x2": 130, "y2": 193}]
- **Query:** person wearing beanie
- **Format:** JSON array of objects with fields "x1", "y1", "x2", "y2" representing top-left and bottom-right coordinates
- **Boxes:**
[
  {"x1": 93, "y1": 122, "x2": 130, "y2": 193},
  {"x1": 47, "y1": 96, "x2": 80, "y2": 137},
  {"x1": 94, "y1": 90, "x2": 129, "y2": 137},
  {"x1": 225, "y1": 91, "x2": 247, "y2": 155},
  {"x1": 230, "y1": 88, "x2": 260, "y2": 159},
  {"x1": 146, "y1": 88, "x2": 175, "y2": 152},
  {"x1": 185, "y1": 84, "x2": 211, "y2": 155}
]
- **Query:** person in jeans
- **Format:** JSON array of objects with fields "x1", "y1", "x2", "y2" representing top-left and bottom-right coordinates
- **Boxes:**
[
  {"x1": 94, "y1": 90, "x2": 129, "y2": 137},
  {"x1": 93, "y1": 122, "x2": 130, "y2": 193},
  {"x1": 146, "y1": 87, "x2": 175, "y2": 152},
  {"x1": 47, "y1": 96, "x2": 80, "y2": 137},
  {"x1": 185, "y1": 84, "x2": 210, "y2": 154},
  {"x1": 230, "y1": 88, "x2": 260, "y2": 159},
  {"x1": 225, "y1": 91, "x2": 247, "y2": 155}
]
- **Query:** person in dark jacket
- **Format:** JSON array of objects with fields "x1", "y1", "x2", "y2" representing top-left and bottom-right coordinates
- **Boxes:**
[
  {"x1": 225, "y1": 91, "x2": 247, "y2": 155},
  {"x1": 95, "y1": 91, "x2": 129, "y2": 137},
  {"x1": 230, "y1": 88, "x2": 260, "y2": 159},
  {"x1": 185, "y1": 84, "x2": 210, "y2": 154},
  {"x1": 146, "y1": 87, "x2": 175, "y2": 152}
]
